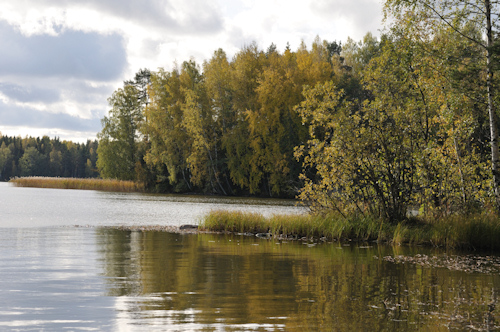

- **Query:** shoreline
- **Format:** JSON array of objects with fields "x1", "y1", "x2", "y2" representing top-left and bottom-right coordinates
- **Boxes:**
[{"x1": 11, "y1": 177, "x2": 500, "y2": 252}]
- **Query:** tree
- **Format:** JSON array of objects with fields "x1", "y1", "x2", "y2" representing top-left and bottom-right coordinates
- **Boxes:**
[
  {"x1": 384, "y1": 0, "x2": 500, "y2": 208},
  {"x1": 296, "y1": 27, "x2": 490, "y2": 221},
  {"x1": 0, "y1": 142, "x2": 12, "y2": 180},
  {"x1": 49, "y1": 147, "x2": 63, "y2": 177},
  {"x1": 203, "y1": 49, "x2": 234, "y2": 194},
  {"x1": 340, "y1": 33, "x2": 381, "y2": 75},
  {"x1": 295, "y1": 77, "x2": 419, "y2": 222},
  {"x1": 180, "y1": 60, "x2": 225, "y2": 193},
  {"x1": 19, "y1": 147, "x2": 44, "y2": 176},
  {"x1": 124, "y1": 68, "x2": 152, "y2": 109},
  {"x1": 97, "y1": 85, "x2": 142, "y2": 180},
  {"x1": 142, "y1": 66, "x2": 193, "y2": 191},
  {"x1": 223, "y1": 43, "x2": 266, "y2": 194}
]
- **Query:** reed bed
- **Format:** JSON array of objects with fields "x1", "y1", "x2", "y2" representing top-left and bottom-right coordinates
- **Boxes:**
[
  {"x1": 201, "y1": 210, "x2": 500, "y2": 250},
  {"x1": 427, "y1": 214, "x2": 500, "y2": 250},
  {"x1": 10, "y1": 177, "x2": 144, "y2": 193},
  {"x1": 201, "y1": 210, "x2": 394, "y2": 242}
]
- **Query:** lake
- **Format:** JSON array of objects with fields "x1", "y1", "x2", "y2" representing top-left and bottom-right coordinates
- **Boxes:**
[{"x1": 1, "y1": 182, "x2": 500, "y2": 331}]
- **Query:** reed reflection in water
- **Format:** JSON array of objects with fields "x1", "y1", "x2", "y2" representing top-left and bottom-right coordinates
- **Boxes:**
[{"x1": 97, "y1": 229, "x2": 500, "y2": 331}]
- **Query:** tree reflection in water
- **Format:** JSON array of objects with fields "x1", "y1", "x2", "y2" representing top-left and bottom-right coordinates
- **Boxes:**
[{"x1": 96, "y1": 229, "x2": 500, "y2": 331}]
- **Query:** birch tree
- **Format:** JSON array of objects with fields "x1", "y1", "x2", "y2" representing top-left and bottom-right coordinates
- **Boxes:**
[
  {"x1": 97, "y1": 85, "x2": 142, "y2": 180},
  {"x1": 385, "y1": 0, "x2": 500, "y2": 207}
]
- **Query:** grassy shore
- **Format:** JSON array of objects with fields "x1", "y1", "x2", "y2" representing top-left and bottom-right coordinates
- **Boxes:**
[
  {"x1": 10, "y1": 176, "x2": 144, "y2": 193},
  {"x1": 200, "y1": 210, "x2": 500, "y2": 251}
]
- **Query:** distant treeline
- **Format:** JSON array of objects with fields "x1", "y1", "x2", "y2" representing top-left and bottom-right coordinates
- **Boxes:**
[{"x1": 0, "y1": 135, "x2": 98, "y2": 181}]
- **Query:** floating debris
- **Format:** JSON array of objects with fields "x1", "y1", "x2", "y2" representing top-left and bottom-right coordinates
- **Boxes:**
[{"x1": 382, "y1": 254, "x2": 500, "y2": 274}]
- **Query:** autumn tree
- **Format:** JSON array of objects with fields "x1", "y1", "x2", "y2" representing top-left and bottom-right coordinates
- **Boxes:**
[
  {"x1": 245, "y1": 38, "x2": 337, "y2": 196},
  {"x1": 203, "y1": 49, "x2": 234, "y2": 193},
  {"x1": 384, "y1": 0, "x2": 500, "y2": 208},
  {"x1": 180, "y1": 60, "x2": 227, "y2": 193},
  {"x1": 221, "y1": 43, "x2": 266, "y2": 194},
  {"x1": 142, "y1": 66, "x2": 193, "y2": 191},
  {"x1": 296, "y1": 26, "x2": 490, "y2": 221},
  {"x1": 295, "y1": 77, "x2": 419, "y2": 222}
]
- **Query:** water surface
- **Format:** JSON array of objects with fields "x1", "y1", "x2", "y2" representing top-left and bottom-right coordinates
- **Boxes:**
[
  {"x1": 1, "y1": 183, "x2": 500, "y2": 331},
  {"x1": 0, "y1": 182, "x2": 305, "y2": 228}
]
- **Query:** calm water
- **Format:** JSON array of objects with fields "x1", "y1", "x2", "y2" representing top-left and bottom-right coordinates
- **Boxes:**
[
  {"x1": 1, "y1": 183, "x2": 500, "y2": 331},
  {"x1": 0, "y1": 182, "x2": 305, "y2": 228}
]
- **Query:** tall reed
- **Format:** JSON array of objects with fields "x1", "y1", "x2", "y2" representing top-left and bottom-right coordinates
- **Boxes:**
[
  {"x1": 201, "y1": 210, "x2": 393, "y2": 242},
  {"x1": 10, "y1": 177, "x2": 144, "y2": 193},
  {"x1": 428, "y1": 214, "x2": 500, "y2": 250},
  {"x1": 201, "y1": 210, "x2": 500, "y2": 250}
]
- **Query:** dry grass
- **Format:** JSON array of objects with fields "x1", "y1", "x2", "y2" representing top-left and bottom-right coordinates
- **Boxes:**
[
  {"x1": 201, "y1": 210, "x2": 500, "y2": 250},
  {"x1": 201, "y1": 210, "x2": 393, "y2": 242},
  {"x1": 10, "y1": 177, "x2": 144, "y2": 193}
]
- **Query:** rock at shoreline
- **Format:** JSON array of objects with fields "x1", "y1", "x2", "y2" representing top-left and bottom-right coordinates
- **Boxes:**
[{"x1": 179, "y1": 224, "x2": 199, "y2": 230}]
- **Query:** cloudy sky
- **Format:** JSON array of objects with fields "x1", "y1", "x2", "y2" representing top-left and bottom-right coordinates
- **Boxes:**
[{"x1": 0, "y1": 0, "x2": 383, "y2": 142}]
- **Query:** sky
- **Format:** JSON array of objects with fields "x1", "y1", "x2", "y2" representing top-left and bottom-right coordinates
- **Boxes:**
[{"x1": 0, "y1": 0, "x2": 384, "y2": 143}]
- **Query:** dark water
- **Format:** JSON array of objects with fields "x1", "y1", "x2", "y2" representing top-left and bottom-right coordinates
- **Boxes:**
[{"x1": 1, "y1": 183, "x2": 500, "y2": 331}]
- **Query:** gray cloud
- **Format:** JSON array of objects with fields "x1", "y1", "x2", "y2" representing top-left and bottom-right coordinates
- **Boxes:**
[
  {"x1": 0, "y1": 100, "x2": 102, "y2": 132},
  {"x1": 17, "y1": 0, "x2": 224, "y2": 35},
  {"x1": 0, "y1": 82, "x2": 60, "y2": 103},
  {"x1": 0, "y1": 20, "x2": 127, "y2": 81}
]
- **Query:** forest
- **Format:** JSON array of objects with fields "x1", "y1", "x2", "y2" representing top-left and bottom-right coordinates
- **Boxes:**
[
  {"x1": 96, "y1": 39, "x2": 345, "y2": 197},
  {"x1": 0, "y1": 135, "x2": 98, "y2": 180},
  {"x1": 82, "y1": 0, "x2": 500, "y2": 222}
]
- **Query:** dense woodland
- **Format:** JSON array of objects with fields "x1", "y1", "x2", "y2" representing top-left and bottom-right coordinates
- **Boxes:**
[
  {"x1": 97, "y1": 39, "x2": 350, "y2": 195},
  {"x1": 0, "y1": 135, "x2": 98, "y2": 180}
]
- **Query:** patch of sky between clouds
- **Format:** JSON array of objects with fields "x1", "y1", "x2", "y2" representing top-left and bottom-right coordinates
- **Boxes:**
[{"x1": 0, "y1": 19, "x2": 127, "y2": 81}]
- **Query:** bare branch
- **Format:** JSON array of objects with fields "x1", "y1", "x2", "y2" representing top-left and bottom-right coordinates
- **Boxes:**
[{"x1": 422, "y1": 1, "x2": 487, "y2": 49}]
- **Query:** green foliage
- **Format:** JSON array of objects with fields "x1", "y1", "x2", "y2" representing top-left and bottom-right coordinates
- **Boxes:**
[
  {"x1": 19, "y1": 147, "x2": 44, "y2": 176},
  {"x1": 97, "y1": 84, "x2": 143, "y2": 181},
  {"x1": 142, "y1": 66, "x2": 193, "y2": 191},
  {"x1": 295, "y1": 77, "x2": 418, "y2": 222},
  {"x1": 0, "y1": 142, "x2": 13, "y2": 180},
  {"x1": 295, "y1": 19, "x2": 492, "y2": 222},
  {"x1": 0, "y1": 134, "x2": 98, "y2": 180},
  {"x1": 381, "y1": 0, "x2": 500, "y2": 210}
]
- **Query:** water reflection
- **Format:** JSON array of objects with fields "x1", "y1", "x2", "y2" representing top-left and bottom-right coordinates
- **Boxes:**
[
  {"x1": 0, "y1": 228, "x2": 116, "y2": 331},
  {"x1": 97, "y1": 229, "x2": 500, "y2": 331}
]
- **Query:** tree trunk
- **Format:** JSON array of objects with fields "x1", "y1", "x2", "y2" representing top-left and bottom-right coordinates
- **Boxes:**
[{"x1": 485, "y1": 0, "x2": 500, "y2": 210}]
